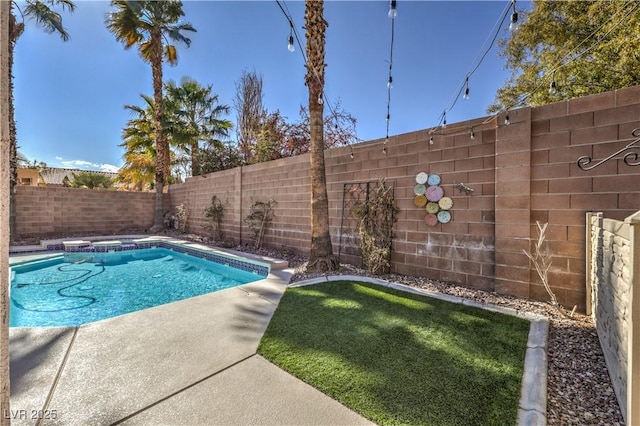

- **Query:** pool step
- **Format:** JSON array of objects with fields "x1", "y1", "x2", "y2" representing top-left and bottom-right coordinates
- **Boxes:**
[{"x1": 62, "y1": 240, "x2": 92, "y2": 249}]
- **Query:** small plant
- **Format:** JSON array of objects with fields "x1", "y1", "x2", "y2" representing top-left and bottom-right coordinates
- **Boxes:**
[
  {"x1": 523, "y1": 221, "x2": 577, "y2": 317},
  {"x1": 203, "y1": 195, "x2": 225, "y2": 241},
  {"x1": 175, "y1": 203, "x2": 188, "y2": 233},
  {"x1": 244, "y1": 199, "x2": 277, "y2": 249},
  {"x1": 164, "y1": 203, "x2": 189, "y2": 232},
  {"x1": 352, "y1": 178, "x2": 399, "y2": 275}
]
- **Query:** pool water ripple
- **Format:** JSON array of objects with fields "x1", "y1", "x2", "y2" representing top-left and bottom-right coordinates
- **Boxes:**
[{"x1": 10, "y1": 248, "x2": 264, "y2": 327}]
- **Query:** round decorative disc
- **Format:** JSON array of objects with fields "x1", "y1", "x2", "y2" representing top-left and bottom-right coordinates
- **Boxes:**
[
  {"x1": 437, "y1": 210, "x2": 452, "y2": 224},
  {"x1": 424, "y1": 213, "x2": 438, "y2": 226},
  {"x1": 414, "y1": 184, "x2": 426, "y2": 195},
  {"x1": 415, "y1": 172, "x2": 428, "y2": 184},
  {"x1": 426, "y1": 202, "x2": 440, "y2": 214},
  {"x1": 425, "y1": 185, "x2": 444, "y2": 202},
  {"x1": 427, "y1": 173, "x2": 441, "y2": 186},
  {"x1": 438, "y1": 196, "x2": 453, "y2": 210},
  {"x1": 414, "y1": 195, "x2": 427, "y2": 207}
]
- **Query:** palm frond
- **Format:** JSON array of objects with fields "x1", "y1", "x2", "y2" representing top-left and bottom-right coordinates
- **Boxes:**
[{"x1": 24, "y1": 1, "x2": 71, "y2": 40}]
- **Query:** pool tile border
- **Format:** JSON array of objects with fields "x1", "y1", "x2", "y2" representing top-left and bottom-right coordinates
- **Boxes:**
[{"x1": 10, "y1": 235, "x2": 278, "y2": 277}]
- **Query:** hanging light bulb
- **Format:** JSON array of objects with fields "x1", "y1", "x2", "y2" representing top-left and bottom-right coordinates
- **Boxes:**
[
  {"x1": 382, "y1": 146, "x2": 387, "y2": 154},
  {"x1": 318, "y1": 95, "x2": 323, "y2": 105},
  {"x1": 386, "y1": 113, "x2": 390, "y2": 123},
  {"x1": 388, "y1": 0, "x2": 397, "y2": 18},
  {"x1": 504, "y1": 113, "x2": 510, "y2": 125},
  {"x1": 549, "y1": 79, "x2": 557, "y2": 95},
  {"x1": 387, "y1": 75, "x2": 393, "y2": 89},
  {"x1": 287, "y1": 33, "x2": 295, "y2": 52},
  {"x1": 350, "y1": 152, "x2": 354, "y2": 159},
  {"x1": 429, "y1": 136, "x2": 434, "y2": 145},
  {"x1": 463, "y1": 77, "x2": 470, "y2": 100},
  {"x1": 470, "y1": 128, "x2": 475, "y2": 140},
  {"x1": 509, "y1": 1, "x2": 518, "y2": 31},
  {"x1": 442, "y1": 111, "x2": 447, "y2": 128}
]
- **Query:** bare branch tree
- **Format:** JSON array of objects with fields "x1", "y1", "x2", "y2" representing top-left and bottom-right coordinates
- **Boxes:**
[{"x1": 233, "y1": 70, "x2": 265, "y2": 164}]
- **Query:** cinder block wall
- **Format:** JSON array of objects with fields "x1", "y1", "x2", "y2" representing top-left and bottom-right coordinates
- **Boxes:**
[
  {"x1": 15, "y1": 186, "x2": 155, "y2": 237},
  {"x1": 15, "y1": 86, "x2": 639, "y2": 309},
  {"x1": 168, "y1": 85, "x2": 640, "y2": 310}
]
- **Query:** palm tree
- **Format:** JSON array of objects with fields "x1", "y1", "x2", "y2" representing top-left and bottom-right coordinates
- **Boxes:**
[
  {"x1": 106, "y1": 0, "x2": 195, "y2": 231},
  {"x1": 165, "y1": 77, "x2": 232, "y2": 177},
  {"x1": 118, "y1": 95, "x2": 158, "y2": 191},
  {"x1": 8, "y1": 0, "x2": 75, "y2": 240},
  {"x1": 71, "y1": 171, "x2": 114, "y2": 189},
  {"x1": 305, "y1": 0, "x2": 338, "y2": 272}
]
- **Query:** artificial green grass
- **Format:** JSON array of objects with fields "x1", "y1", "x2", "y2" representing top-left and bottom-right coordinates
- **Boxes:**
[{"x1": 258, "y1": 281, "x2": 530, "y2": 426}]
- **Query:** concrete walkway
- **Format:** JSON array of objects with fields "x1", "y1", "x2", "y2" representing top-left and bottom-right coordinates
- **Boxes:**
[{"x1": 9, "y1": 268, "x2": 373, "y2": 426}]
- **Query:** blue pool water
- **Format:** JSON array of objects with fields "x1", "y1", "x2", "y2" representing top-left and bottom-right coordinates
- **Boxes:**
[{"x1": 10, "y1": 248, "x2": 264, "y2": 327}]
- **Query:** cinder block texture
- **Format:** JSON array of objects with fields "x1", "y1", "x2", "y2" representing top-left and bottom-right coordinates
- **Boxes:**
[{"x1": 15, "y1": 86, "x2": 640, "y2": 309}]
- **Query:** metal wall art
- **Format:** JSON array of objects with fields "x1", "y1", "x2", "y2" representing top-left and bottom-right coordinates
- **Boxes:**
[
  {"x1": 455, "y1": 182, "x2": 475, "y2": 196},
  {"x1": 414, "y1": 172, "x2": 452, "y2": 226},
  {"x1": 577, "y1": 128, "x2": 640, "y2": 171}
]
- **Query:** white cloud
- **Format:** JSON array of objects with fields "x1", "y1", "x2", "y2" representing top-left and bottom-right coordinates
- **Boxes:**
[
  {"x1": 55, "y1": 156, "x2": 63, "y2": 160},
  {"x1": 99, "y1": 164, "x2": 120, "y2": 173},
  {"x1": 58, "y1": 159, "x2": 120, "y2": 173}
]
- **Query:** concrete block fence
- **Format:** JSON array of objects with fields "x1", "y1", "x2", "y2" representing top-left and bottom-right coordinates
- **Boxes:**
[
  {"x1": 586, "y1": 211, "x2": 640, "y2": 426},
  {"x1": 15, "y1": 186, "x2": 156, "y2": 237},
  {"x1": 169, "y1": 85, "x2": 640, "y2": 311},
  {"x1": 15, "y1": 85, "x2": 640, "y2": 311}
]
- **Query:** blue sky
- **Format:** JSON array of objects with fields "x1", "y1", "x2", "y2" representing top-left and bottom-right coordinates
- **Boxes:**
[{"x1": 14, "y1": 0, "x2": 526, "y2": 172}]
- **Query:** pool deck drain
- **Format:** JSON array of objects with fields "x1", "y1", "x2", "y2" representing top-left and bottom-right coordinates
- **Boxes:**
[{"x1": 9, "y1": 263, "x2": 547, "y2": 425}]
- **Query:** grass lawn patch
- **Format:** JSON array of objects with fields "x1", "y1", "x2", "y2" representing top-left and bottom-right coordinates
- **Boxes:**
[{"x1": 258, "y1": 280, "x2": 530, "y2": 425}]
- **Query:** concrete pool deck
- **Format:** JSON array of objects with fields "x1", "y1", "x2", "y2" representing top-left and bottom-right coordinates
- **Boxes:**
[
  {"x1": 8, "y1": 244, "x2": 547, "y2": 425},
  {"x1": 9, "y1": 266, "x2": 373, "y2": 425}
]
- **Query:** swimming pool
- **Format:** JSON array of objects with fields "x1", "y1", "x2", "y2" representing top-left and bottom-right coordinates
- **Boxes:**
[{"x1": 10, "y1": 247, "x2": 266, "y2": 327}]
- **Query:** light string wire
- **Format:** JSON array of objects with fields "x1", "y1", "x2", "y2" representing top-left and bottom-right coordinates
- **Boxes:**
[
  {"x1": 275, "y1": 0, "x2": 341, "y2": 126},
  {"x1": 481, "y1": 0, "x2": 640, "y2": 126},
  {"x1": 385, "y1": 3, "x2": 396, "y2": 148},
  {"x1": 432, "y1": 0, "x2": 513, "y2": 131}
]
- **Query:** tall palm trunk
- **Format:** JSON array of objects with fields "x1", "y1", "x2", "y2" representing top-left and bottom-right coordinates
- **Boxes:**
[
  {"x1": 190, "y1": 141, "x2": 199, "y2": 176},
  {"x1": 8, "y1": 12, "x2": 21, "y2": 242},
  {"x1": 305, "y1": 0, "x2": 338, "y2": 272},
  {"x1": 150, "y1": 28, "x2": 166, "y2": 231},
  {"x1": 1, "y1": 1, "x2": 12, "y2": 422}
]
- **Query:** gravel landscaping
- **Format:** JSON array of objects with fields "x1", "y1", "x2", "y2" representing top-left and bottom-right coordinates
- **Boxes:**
[{"x1": 9, "y1": 232, "x2": 625, "y2": 425}]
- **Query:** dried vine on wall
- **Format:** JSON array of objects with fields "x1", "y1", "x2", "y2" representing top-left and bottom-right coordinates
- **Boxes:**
[
  {"x1": 203, "y1": 195, "x2": 225, "y2": 242},
  {"x1": 352, "y1": 179, "x2": 399, "y2": 275},
  {"x1": 244, "y1": 199, "x2": 277, "y2": 249}
]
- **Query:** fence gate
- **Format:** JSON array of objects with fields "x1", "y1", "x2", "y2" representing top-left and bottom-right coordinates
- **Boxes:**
[{"x1": 338, "y1": 180, "x2": 395, "y2": 270}]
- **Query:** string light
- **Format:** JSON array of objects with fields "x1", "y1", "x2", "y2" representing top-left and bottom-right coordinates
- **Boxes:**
[
  {"x1": 442, "y1": 111, "x2": 447, "y2": 128},
  {"x1": 430, "y1": 0, "x2": 513, "y2": 129},
  {"x1": 287, "y1": 26, "x2": 295, "y2": 52},
  {"x1": 549, "y1": 72, "x2": 557, "y2": 95},
  {"x1": 470, "y1": 128, "x2": 475, "y2": 139},
  {"x1": 504, "y1": 113, "x2": 510, "y2": 125},
  {"x1": 509, "y1": 0, "x2": 518, "y2": 31},
  {"x1": 276, "y1": 0, "x2": 360, "y2": 160},
  {"x1": 429, "y1": 136, "x2": 434, "y2": 145},
  {"x1": 481, "y1": 0, "x2": 640, "y2": 129},
  {"x1": 384, "y1": 0, "x2": 396, "y2": 146},
  {"x1": 388, "y1": 0, "x2": 397, "y2": 18}
]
